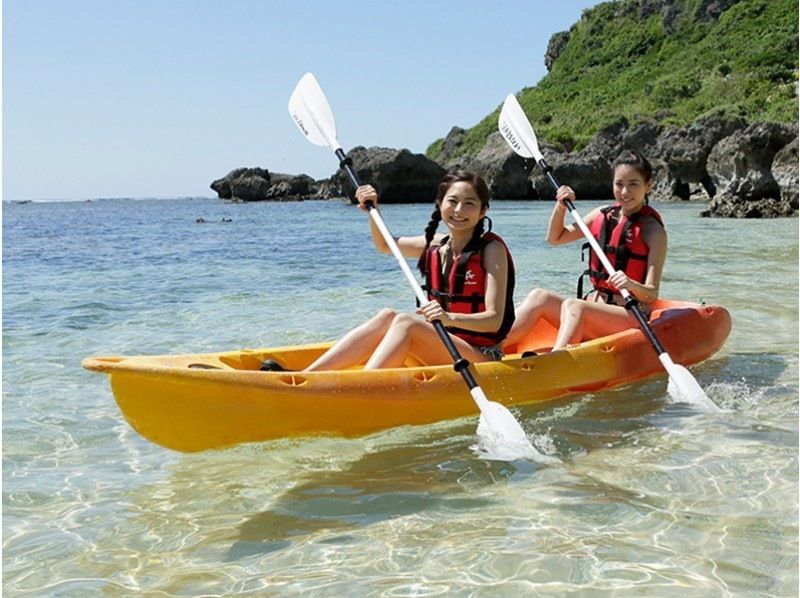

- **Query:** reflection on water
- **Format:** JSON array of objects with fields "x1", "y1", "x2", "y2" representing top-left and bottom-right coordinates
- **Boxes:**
[{"x1": 227, "y1": 432, "x2": 506, "y2": 560}]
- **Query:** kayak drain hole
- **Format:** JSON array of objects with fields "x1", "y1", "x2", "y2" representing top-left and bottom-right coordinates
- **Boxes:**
[
  {"x1": 413, "y1": 371, "x2": 436, "y2": 382},
  {"x1": 280, "y1": 375, "x2": 307, "y2": 387}
]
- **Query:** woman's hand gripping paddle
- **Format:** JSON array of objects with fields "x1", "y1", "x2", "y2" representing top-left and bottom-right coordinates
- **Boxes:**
[
  {"x1": 498, "y1": 93, "x2": 718, "y2": 412},
  {"x1": 289, "y1": 73, "x2": 553, "y2": 461}
]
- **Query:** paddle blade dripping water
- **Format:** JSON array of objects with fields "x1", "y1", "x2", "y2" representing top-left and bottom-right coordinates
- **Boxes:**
[{"x1": 471, "y1": 388, "x2": 559, "y2": 463}]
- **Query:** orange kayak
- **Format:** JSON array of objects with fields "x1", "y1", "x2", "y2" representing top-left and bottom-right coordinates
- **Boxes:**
[{"x1": 82, "y1": 299, "x2": 731, "y2": 452}]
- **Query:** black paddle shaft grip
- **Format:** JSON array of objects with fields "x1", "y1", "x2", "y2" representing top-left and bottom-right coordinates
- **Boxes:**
[
  {"x1": 432, "y1": 320, "x2": 478, "y2": 389},
  {"x1": 335, "y1": 148, "x2": 372, "y2": 205},
  {"x1": 538, "y1": 158, "x2": 577, "y2": 212},
  {"x1": 628, "y1": 300, "x2": 668, "y2": 354}
]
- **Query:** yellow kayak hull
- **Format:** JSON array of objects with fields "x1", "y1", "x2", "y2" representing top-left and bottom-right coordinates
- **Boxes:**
[{"x1": 82, "y1": 300, "x2": 731, "y2": 452}]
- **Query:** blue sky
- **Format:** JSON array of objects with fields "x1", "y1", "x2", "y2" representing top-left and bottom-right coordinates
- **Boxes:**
[{"x1": 3, "y1": 0, "x2": 600, "y2": 200}]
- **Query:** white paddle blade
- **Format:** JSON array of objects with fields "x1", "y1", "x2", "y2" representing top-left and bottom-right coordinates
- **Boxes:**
[
  {"x1": 288, "y1": 72, "x2": 341, "y2": 150},
  {"x1": 471, "y1": 388, "x2": 558, "y2": 463},
  {"x1": 498, "y1": 94, "x2": 544, "y2": 162},
  {"x1": 661, "y1": 355, "x2": 719, "y2": 411}
]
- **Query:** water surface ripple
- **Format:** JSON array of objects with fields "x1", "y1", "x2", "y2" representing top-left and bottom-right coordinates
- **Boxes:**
[{"x1": 3, "y1": 198, "x2": 797, "y2": 595}]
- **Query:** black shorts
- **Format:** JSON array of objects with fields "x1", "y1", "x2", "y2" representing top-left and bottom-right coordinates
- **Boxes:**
[{"x1": 478, "y1": 344, "x2": 504, "y2": 361}]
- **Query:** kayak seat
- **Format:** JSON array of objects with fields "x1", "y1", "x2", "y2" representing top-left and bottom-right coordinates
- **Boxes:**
[{"x1": 260, "y1": 359, "x2": 288, "y2": 372}]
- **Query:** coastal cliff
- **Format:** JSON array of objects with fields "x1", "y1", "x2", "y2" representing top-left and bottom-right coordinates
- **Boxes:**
[{"x1": 212, "y1": 0, "x2": 798, "y2": 217}]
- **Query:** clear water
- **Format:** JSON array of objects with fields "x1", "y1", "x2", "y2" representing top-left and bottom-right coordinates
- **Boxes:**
[{"x1": 3, "y1": 198, "x2": 798, "y2": 596}]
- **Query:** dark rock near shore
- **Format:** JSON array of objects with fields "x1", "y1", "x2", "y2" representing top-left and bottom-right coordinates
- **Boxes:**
[
  {"x1": 773, "y1": 137, "x2": 799, "y2": 210},
  {"x1": 530, "y1": 149, "x2": 613, "y2": 200},
  {"x1": 451, "y1": 132, "x2": 534, "y2": 199},
  {"x1": 657, "y1": 113, "x2": 747, "y2": 193},
  {"x1": 211, "y1": 167, "x2": 272, "y2": 202},
  {"x1": 263, "y1": 173, "x2": 315, "y2": 200},
  {"x1": 211, "y1": 168, "x2": 336, "y2": 202},
  {"x1": 701, "y1": 122, "x2": 798, "y2": 217},
  {"x1": 332, "y1": 146, "x2": 446, "y2": 203},
  {"x1": 526, "y1": 119, "x2": 628, "y2": 199},
  {"x1": 466, "y1": 113, "x2": 795, "y2": 218}
]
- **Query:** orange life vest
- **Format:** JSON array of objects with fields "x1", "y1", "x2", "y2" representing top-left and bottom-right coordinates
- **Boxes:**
[{"x1": 423, "y1": 232, "x2": 515, "y2": 347}]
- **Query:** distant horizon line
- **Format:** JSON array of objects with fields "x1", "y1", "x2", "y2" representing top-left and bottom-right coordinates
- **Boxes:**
[{"x1": 3, "y1": 195, "x2": 219, "y2": 203}]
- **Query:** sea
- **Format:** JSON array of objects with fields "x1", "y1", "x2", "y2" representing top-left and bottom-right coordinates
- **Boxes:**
[{"x1": 3, "y1": 197, "x2": 798, "y2": 596}]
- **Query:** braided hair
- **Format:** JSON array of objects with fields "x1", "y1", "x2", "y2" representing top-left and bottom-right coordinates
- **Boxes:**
[{"x1": 416, "y1": 170, "x2": 491, "y2": 274}]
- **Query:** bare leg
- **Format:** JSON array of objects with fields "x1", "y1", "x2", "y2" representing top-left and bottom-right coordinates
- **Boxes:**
[
  {"x1": 365, "y1": 312, "x2": 488, "y2": 369},
  {"x1": 304, "y1": 308, "x2": 398, "y2": 371},
  {"x1": 503, "y1": 288, "x2": 565, "y2": 349},
  {"x1": 552, "y1": 298, "x2": 639, "y2": 350}
]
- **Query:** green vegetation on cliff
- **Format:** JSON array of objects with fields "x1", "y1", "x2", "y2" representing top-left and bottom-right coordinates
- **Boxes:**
[{"x1": 427, "y1": 0, "x2": 798, "y2": 160}]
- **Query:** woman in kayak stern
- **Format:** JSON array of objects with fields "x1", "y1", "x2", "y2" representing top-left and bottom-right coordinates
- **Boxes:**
[{"x1": 503, "y1": 150, "x2": 667, "y2": 353}]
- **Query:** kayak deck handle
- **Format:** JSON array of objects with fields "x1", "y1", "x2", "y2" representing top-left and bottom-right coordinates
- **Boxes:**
[
  {"x1": 413, "y1": 371, "x2": 437, "y2": 383},
  {"x1": 279, "y1": 375, "x2": 308, "y2": 387}
]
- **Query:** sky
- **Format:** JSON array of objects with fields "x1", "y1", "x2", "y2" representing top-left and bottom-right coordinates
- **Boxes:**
[{"x1": 3, "y1": 0, "x2": 601, "y2": 201}]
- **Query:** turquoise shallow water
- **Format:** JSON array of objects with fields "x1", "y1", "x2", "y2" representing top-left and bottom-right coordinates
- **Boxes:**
[{"x1": 3, "y1": 198, "x2": 798, "y2": 596}]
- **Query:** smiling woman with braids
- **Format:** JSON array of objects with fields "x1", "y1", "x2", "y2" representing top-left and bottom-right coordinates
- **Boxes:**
[{"x1": 261, "y1": 171, "x2": 516, "y2": 372}]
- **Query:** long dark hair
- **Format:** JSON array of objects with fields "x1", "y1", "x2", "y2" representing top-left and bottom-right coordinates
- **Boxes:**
[{"x1": 416, "y1": 170, "x2": 491, "y2": 274}]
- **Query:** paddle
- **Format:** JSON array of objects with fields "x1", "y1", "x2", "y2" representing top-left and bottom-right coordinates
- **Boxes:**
[
  {"x1": 498, "y1": 93, "x2": 718, "y2": 411},
  {"x1": 288, "y1": 73, "x2": 549, "y2": 459}
]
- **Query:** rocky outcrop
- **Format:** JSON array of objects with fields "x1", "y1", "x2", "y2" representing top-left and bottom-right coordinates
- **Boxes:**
[
  {"x1": 211, "y1": 167, "x2": 272, "y2": 202},
  {"x1": 656, "y1": 113, "x2": 747, "y2": 198},
  {"x1": 332, "y1": 146, "x2": 446, "y2": 203},
  {"x1": 444, "y1": 132, "x2": 534, "y2": 199},
  {"x1": 209, "y1": 147, "x2": 445, "y2": 203},
  {"x1": 210, "y1": 168, "x2": 340, "y2": 202},
  {"x1": 701, "y1": 123, "x2": 798, "y2": 217},
  {"x1": 458, "y1": 114, "x2": 797, "y2": 217},
  {"x1": 773, "y1": 137, "x2": 799, "y2": 209},
  {"x1": 212, "y1": 119, "x2": 797, "y2": 217},
  {"x1": 613, "y1": 0, "x2": 739, "y2": 31},
  {"x1": 695, "y1": 0, "x2": 741, "y2": 22},
  {"x1": 545, "y1": 30, "x2": 571, "y2": 71},
  {"x1": 437, "y1": 126, "x2": 468, "y2": 168},
  {"x1": 502, "y1": 118, "x2": 627, "y2": 199}
]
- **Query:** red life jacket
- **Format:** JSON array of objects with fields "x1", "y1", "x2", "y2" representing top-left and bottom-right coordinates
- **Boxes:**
[
  {"x1": 423, "y1": 232, "x2": 515, "y2": 347},
  {"x1": 577, "y1": 204, "x2": 664, "y2": 299}
]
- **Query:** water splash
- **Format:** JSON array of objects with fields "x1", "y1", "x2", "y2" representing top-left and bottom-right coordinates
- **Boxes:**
[
  {"x1": 704, "y1": 379, "x2": 768, "y2": 412},
  {"x1": 474, "y1": 414, "x2": 561, "y2": 464}
]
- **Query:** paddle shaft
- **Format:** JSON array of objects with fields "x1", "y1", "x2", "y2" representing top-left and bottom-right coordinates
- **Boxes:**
[
  {"x1": 537, "y1": 158, "x2": 669, "y2": 356},
  {"x1": 334, "y1": 149, "x2": 479, "y2": 389}
]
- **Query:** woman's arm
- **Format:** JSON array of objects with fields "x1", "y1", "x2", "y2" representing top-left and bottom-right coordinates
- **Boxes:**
[
  {"x1": 546, "y1": 186, "x2": 600, "y2": 246},
  {"x1": 355, "y1": 185, "x2": 430, "y2": 258},
  {"x1": 418, "y1": 240, "x2": 509, "y2": 333}
]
